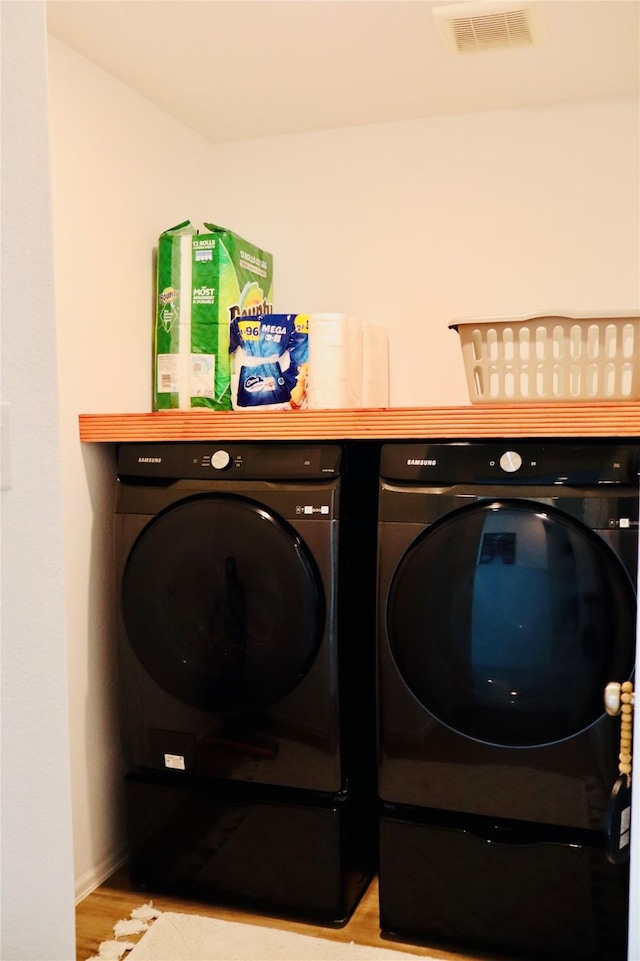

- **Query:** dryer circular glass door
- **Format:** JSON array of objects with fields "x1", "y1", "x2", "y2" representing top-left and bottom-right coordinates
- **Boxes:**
[
  {"x1": 122, "y1": 494, "x2": 325, "y2": 713},
  {"x1": 387, "y1": 499, "x2": 636, "y2": 747}
]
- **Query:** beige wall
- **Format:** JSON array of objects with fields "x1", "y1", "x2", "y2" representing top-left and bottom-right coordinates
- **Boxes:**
[
  {"x1": 47, "y1": 28, "x2": 640, "y2": 929},
  {"x1": 1, "y1": 5, "x2": 75, "y2": 959}
]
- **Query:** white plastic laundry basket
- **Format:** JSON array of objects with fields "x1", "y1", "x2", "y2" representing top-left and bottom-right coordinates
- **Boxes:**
[{"x1": 450, "y1": 312, "x2": 640, "y2": 404}]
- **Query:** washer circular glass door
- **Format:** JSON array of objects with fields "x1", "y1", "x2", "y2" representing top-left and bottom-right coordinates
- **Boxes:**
[
  {"x1": 387, "y1": 499, "x2": 636, "y2": 747},
  {"x1": 122, "y1": 494, "x2": 325, "y2": 713}
]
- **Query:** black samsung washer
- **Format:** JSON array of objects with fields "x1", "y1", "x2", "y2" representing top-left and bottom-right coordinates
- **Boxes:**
[
  {"x1": 376, "y1": 440, "x2": 638, "y2": 960},
  {"x1": 115, "y1": 441, "x2": 378, "y2": 923}
]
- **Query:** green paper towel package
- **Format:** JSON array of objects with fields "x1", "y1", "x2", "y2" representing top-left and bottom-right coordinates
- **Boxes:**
[{"x1": 154, "y1": 221, "x2": 274, "y2": 410}]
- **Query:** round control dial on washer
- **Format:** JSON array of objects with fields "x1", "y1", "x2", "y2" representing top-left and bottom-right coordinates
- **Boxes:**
[
  {"x1": 211, "y1": 449, "x2": 231, "y2": 470},
  {"x1": 499, "y1": 450, "x2": 523, "y2": 473}
]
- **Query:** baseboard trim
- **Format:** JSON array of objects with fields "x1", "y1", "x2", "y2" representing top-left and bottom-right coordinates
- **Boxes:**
[{"x1": 75, "y1": 846, "x2": 128, "y2": 904}]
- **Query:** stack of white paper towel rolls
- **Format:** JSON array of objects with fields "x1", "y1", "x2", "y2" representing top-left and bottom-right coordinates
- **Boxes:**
[{"x1": 307, "y1": 313, "x2": 389, "y2": 409}]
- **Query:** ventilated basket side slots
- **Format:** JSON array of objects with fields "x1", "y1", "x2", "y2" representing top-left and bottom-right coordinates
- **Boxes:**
[
  {"x1": 587, "y1": 323, "x2": 599, "y2": 360},
  {"x1": 584, "y1": 320, "x2": 639, "y2": 400},
  {"x1": 497, "y1": 326, "x2": 513, "y2": 400},
  {"x1": 452, "y1": 314, "x2": 640, "y2": 404},
  {"x1": 569, "y1": 323, "x2": 596, "y2": 399},
  {"x1": 534, "y1": 325, "x2": 549, "y2": 398},
  {"x1": 621, "y1": 362, "x2": 635, "y2": 397},
  {"x1": 471, "y1": 328, "x2": 484, "y2": 362},
  {"x1": 589, "y1": 323, "x2": 605, "y2": 399},
  {"x1": 623, "y1": 322, "x2": 636, "y2": 359},
  {"x1": 620, "y1": 322, "x2": 638, "y2": 400},
  {"x1": 488, "y1": 327, "x2": 503, "y2": 401},
  {"x1": 517, "y1": 326, "x2": 531, "y2": 399},
  {"x1": 550, "y1": 324, "x2": 563, "y2": 397},
  {"x1": 472, "y1": 365, "x2": 484, "y2": 398},
  {"x1": 466, "y1": 326, "x2": 492, "y2": 400},
  {"x1": 586, "y1": 363, "x2": 599, "y2": 398}
]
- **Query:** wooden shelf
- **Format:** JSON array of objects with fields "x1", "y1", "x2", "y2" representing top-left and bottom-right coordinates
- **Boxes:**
[{"x1": 79, "y1": 403, "x2": 640, "y2": 443}]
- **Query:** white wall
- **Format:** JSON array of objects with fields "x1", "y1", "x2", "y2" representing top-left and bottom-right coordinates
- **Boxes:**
[
  {"x1": 47, "y1": 26, "x2": 640, "y2": 955},
  {"x1": 208, "y1": 100, "x2": 640, "y2": 408},
  {"x1": 47, "y1": 35, "x2": 235, "y2": 898},
  {"x1": 0, "y1": 4, "x2": 76, "y2": 960}
]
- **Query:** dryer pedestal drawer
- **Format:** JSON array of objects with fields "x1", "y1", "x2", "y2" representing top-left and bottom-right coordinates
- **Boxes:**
[{"x1": 379, "y1": 812, "x2": 629, "y2": 961}]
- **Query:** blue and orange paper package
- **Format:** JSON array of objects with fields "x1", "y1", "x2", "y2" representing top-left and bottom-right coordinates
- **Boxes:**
[
  {"x1": 230, "y1": 313, "x2": 309, "y2": 410},
  {"x1": 154, "y1": 221, "x2": 273, "y2": 410}
]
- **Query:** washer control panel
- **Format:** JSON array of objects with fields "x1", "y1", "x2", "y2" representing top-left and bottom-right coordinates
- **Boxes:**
[{"x1": 117, "y1": 443, "x2": 342, "y2": 481}]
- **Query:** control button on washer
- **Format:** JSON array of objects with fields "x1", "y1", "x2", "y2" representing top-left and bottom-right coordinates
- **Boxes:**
[
  {"x1": 499, "y1": 450, "x2": 523, "y2": 473},
  {"x1": 211, "y1": 449, "x2": 231, "y2": 470}
]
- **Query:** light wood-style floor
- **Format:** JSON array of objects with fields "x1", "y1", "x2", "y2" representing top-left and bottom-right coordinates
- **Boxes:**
[{"x1": 76, "y1": 866, "x2": 512, "y2": 961}]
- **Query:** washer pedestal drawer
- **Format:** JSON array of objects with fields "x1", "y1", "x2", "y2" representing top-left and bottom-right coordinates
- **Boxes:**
[{"x1": 125, "y1": 771, "x2": 375, "y2": 926}]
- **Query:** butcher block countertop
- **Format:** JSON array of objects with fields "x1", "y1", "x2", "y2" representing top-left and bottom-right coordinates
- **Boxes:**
[{"x1": 79, "y1": 403, "x2": 640, "y2": 442}]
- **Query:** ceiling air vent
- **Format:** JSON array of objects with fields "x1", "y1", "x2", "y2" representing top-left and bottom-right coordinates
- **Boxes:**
[{"x1": 433, "y1": 0, "x2": 543, "y2": 54}]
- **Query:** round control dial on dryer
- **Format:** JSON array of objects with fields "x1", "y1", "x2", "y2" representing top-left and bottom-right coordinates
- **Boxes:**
[
  {"x1": 499, "y1": 450, "x2": 523, "y2": 473},
  {"x1": 210, "y1": 449, "x2": 231, "y2": 470}
]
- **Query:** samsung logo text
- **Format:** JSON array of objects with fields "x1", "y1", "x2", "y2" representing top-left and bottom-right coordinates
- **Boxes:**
[
  {"x1": 407, "y1": 459, "x2": 437, "y2": 466},
  {"x1": 138, "y1": 457, "x2": 162, "y2": 464}
]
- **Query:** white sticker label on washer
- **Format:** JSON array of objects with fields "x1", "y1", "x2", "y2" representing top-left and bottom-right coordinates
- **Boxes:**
[{"x1": 164, "y1": 753, "x2": 186, "y2": 771}]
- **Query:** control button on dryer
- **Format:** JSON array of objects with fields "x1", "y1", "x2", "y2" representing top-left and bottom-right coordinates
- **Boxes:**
[
  {"x1": 211, "y1": 449, "x2": 231, "y2": 470},
  {"x1": 499, "y1": 450, "x2": 523, "y2": 473}
]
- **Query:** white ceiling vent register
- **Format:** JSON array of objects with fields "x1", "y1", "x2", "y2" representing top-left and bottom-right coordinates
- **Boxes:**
[{"x1": 432, "y1": 0, "x2": 544, "y2": 54}]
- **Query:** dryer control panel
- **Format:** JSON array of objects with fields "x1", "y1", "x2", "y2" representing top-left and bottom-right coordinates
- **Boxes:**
[{"x1": 380, "y1": 442, "x2": 640, "y2": 486}]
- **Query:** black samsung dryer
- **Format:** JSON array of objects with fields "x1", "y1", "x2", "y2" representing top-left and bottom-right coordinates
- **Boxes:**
[
  {"x1": 114, "y1": 441, "x2": 378, "y2": 922},
  {"x1": 376, "y1": 441, "x2": 637, "y2": 960}
]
